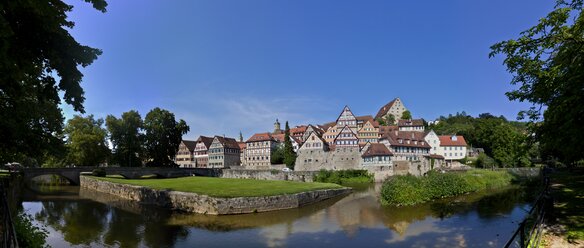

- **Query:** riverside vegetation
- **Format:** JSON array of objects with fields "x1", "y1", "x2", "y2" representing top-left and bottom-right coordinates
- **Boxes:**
[
  {"x1": 381, "y1": 170, "x2": 514, "y2": 206},
  {"x1": 314, "y1": 169, "x2": 373, "y2": 185}
]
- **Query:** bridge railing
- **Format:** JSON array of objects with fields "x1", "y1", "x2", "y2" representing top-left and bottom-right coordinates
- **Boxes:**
[
  {"x1": 503, "y1": 175, "x2": 551, "y2": 248},
  {"x1": 0, "y1": 177, "x2": 18, "y2": 248}
]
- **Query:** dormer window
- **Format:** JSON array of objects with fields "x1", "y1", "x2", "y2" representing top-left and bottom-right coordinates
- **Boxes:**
[{"x1": 452, "y1": 135, "x2": 457, "y2": 141}]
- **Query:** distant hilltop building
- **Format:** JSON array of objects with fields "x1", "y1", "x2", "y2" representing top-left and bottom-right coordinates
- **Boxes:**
[{"x1": 375, "y1": 97, "x2": 407, "y2": 124}]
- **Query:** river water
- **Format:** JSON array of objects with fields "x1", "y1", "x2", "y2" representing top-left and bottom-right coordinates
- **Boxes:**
[{"x1": 18, "y1": 184, "x2": 534, "y2": 247}]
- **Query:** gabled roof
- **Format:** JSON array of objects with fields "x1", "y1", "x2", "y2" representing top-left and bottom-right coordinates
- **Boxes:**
[
  {"x1": 290, "y1": 126, "x2": 308, "y2": 135},
  {"x1": 305, "y1": 124, "x2": 324, "y2": 136},
  {"x1": 336, "y1": 105, "x2": 357, "y2": 123},
  {"x1": 335, "y1": 125, "x2": 358, "y2": 138},
  {"x1": 300, "y1": 131, "x2": 328, "y2": 150},
  {"x1": 356, "y1": 115, "x2": 374, "y2": 122},
  {"x1": 213, "y1": 136, "x2": 241, "y2": 149},
  {"x1": 384, "y1": 131, "x2": 431, "y2": 148},
  {"x1": 271, "y1": 133, "x2": 301, "y2": 144},
  {"x1": 375, "y1": 98, "x2": 399, "y2": 119},
  {"x1": 181, "y1": 140, "x2": 197, "y2": 151},
  {"x1": 238, "y1": 142, "x2": 246, "y2": 150},
  {"x1": 246, "y1": 132, "x2": 276, "y2": 143},
  {"x1": 195, "y1": 136, "x2": 214, "y2": 149},
  {"x1": 438, "y1": 135, "x2": 467, "y2": 147},
  {"x1": 362, "y1": 143, "x2": 393, "y2": 157},
  {"x1": 398, "y1": 119, "x2": 424, "y2": 127}
]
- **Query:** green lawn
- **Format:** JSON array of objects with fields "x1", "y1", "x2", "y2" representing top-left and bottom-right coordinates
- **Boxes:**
[
  {"x1": 550, "y1": 169, "x2": 584, "y2": 242},
  {"x1": 91, "y1": 176, "x2": 343, "y2": 198}
]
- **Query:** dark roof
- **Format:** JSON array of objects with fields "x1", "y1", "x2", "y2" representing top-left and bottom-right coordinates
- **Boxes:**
[
  {"x1": 362, "y1": 143, "x2": 393, "y2": 157},
  {"x1": 196, "y1": 136, "x2": 214, "y2": 149},
  {"x1": 214, "y1": 136, "x2": 241, "y2": 149},
  {"x1": 398, "y1": 119, "x2": 424, "y2": 127},
  {"x1": 181, "y1": 140, "x2": 197, "y2": 151},
  {"x1": 246, "y1": 132, "x2": 276, "y2": 143},
  {"x1": 375, "y1": 98, "x2": 398, "y2": 119},
  {"x1": 425, "y1": 154, "x2": 445, "y2": 159},
  {"x1": 379, "y1": 125, "x2": 399, "y2": 136}
]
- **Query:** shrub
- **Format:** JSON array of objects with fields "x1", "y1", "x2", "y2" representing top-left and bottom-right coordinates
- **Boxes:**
[
  {"x1": 314, "y1": 169, "x2": 373, "y2": 185},
  {"x1": 14, "y1": 213, "x2": 48, "y2": 248},
  {"x1": 381, "y1": 170, "x2": 514, "y2": 206},
  {"x1": 92, "y1": 168, "x2": 106, "y2": 177}
]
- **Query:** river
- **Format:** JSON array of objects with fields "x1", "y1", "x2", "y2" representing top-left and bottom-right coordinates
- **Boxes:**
[{"x1": 18, "y1": 183, "x2": 535, "y2": 247}]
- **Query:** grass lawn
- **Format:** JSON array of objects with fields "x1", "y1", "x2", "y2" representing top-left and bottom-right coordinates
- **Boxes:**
[
  {"x1": 549, "y1": 169, "x2": 584, "y2": 243},
  {"x1": 91, "y1": 176, "x2": 343, "y2": 198}
]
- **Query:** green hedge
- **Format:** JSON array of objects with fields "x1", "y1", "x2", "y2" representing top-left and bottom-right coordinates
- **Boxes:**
[
  {"x1": 314, "y1": 169, "x2": 373, "y2": 185},
  {"x1": 381, "y1": 170, "x2": 514, "y2": 206}
]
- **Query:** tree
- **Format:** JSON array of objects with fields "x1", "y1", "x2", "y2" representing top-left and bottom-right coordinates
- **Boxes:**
[
  {"x1": 64, "y1": 115, "x2": 110, "y2": 166},
  {"x1": 106, "y1": 110, "x2": 144, "y2": 167},
  {"x1": 401, "y1": 110, "x2": 412, "y2": 120},
  {"x1": 283, "y1": 121, "x2": 297, "y2": 169},
  {"x1": 0, "y1": 0, "x2": 107, "y2": 164},
  {"x1": 270, "y1": 146, "x2": 284, "y2": 164},
  {"x1": 143, "y1": 108, "x2": 189, "y2": 167},
  {"x1": 375, "y1": 117, "x2": 386, "y2": 126},
  {"x1": 490, "y1": 0, "x2": 584, "y2": 165},
  {"x1": 385, "y1": 114, "x2": 396, "y2": 125}
]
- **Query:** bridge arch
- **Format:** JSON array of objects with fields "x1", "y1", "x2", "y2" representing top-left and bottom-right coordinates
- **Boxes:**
[{"x1": 27, "y1": 173, "x2": 78, "y2": 185}]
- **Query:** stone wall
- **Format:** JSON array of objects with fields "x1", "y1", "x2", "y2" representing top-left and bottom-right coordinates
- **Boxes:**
[
  {"x1": 80, "y1": 176, "x2": 350, "y2": 215},
  {"x1": 221, "y1": 169, "x2": 318, "y2": 182}
]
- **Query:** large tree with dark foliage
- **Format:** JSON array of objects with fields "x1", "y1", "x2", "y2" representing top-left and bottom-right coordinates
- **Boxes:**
[
  {"x1": 64, "y1": 115, "x2": 110, "y2": 167},
  {"x1": 143, "y1": 108, "x2": 189, "y2": 167},
  {"x1": 0, "y1": 0, "x2": 107, "y2": 164},
  {"x1": 490, "y1": 0, "x2": 584, "y2": 165},
  {"x1": 106, "y1": 110, "x2": 144, "y2": 167}
]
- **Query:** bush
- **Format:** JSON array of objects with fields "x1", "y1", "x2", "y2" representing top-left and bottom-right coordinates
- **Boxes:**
[
  {"x1": 92, "y1": 168, "x2": 106, "y2": 177},
  {"x1": 381, "y1": 170, "x2": 514, "y2": 206},
  {"x1": 314, "y1": 169, "x2": 373, "y2": 185},
  {"x1": 14, "y1": 213, "x2": 48, "y2": 248}
]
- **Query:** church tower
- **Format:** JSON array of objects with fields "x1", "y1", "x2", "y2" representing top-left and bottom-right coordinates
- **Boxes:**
[{"x1": 273, "y1": 119, "x2": 282, "y2": 134}]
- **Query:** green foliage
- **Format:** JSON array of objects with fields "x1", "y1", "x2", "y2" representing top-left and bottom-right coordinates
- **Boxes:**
[
  {"x1": 314, "y1": 169, "x2": 373, "y2": 185},
  {"x1": 270, "y1": 146, "x2": 284, "y2": 164},
  {"x1": 375, "y1": 117, "x2": 386, "y2": 126},
  {"x1": 143, "y1": 108, "x2": 189, "y2": 167},
  {"x1": 64, "y1": 115, "x2": 110, "y2": 166},
  {"x1": 490, "y1": 1, "x2": 584, "y2": 165},
  {"x1": 92, "y1": 168, "x2": 106, "y2": 177},
  {"x1": 41, "y1": 155, "x2": 66, "y2": 168},
  {"x1": 106, "y1": 110, "x2": 144, "y2": 167},
  {"x1": 14, "y1": 212, "x2": 49, "y2": 248},
  {"x1": 283, "y1": 121, "x2": 296, "y2": 169},
  {"x1": 475, "y1": 153, "x2": 496, "y2": 168},
  {"x1": 0, "y1": 0, "x2": 107, "y2": 165},
  {"x1": 431, "y1": 112, "x2": 532, "y2": 167},
  {"x1": 385, "y1": 114, "x2": 396, "y2": 125},
  {"x1": 380, "y1": 170, "x2": 514, "y2": 206},
  {"x1": 401, "y1": 110, "x2": 412, "y2": 120},
  {"x1": 549, "y1": 169, "x2": 584, "y2": 242}
]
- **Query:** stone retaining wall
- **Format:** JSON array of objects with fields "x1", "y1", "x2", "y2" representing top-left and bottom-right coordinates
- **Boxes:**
[
  {"x1": 80, "y1": 176, "x2": 351, "y2": 215},
  {"x1": 221, "y1": 169, "x2": 318, "y2": 182}
]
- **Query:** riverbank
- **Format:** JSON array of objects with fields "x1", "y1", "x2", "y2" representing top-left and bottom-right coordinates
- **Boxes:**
[
  {"x1": 380, "y1": 170, "x2": 515, "y2": 206},
  {"x1": 80, "y1": 176, "x2": 351, "y2": 215},
  {"x1": 542, "y1": 168, "x2": 584, "y2": 247}
]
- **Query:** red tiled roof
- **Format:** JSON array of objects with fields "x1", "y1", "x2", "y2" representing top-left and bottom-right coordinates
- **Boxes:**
[
  {"x1": 362, "y1": 143, "x2": 393, "y2": 157},
  {"x1": 379, "y1": 125, "x2": 398, "y2": 135},
  {"x1": 290, "y1": 126, "x2": 307, "y2": 135},
  {"x1": 438, "y1": 135, "x2": 467, "y2": 147},
  {"x1": 196, "y1": 136, "x2": 214, "y2": 149},
  {"x1": 398, "y1": 119, "x2": 424, "y2": 127},
  {"x1": 181, "y1": 140, "x2": 197, "y2": 151},
  {"x1": 246, "y1": 132, "x2": 276, "y2": 143},
  {"x1": 238, "y1": 142, "x2": 246, "y2": 150},
  {"x1": 375, "y1": 98, "x2": 397, "y2": 120}
]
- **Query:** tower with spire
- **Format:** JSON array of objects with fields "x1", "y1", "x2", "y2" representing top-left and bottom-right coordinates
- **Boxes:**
[{"x1": 273, "y1": 119, "x2": 283, "y2": 134}]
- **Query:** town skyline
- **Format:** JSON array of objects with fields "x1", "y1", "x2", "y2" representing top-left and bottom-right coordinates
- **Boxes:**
[{"x1": 61, "y1": 0, "x2": 554, "y2": 139}]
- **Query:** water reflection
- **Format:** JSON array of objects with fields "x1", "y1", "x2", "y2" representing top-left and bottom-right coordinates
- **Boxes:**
[{"x1": 20, "y1": 183, "x2": 534, "y2": 247}]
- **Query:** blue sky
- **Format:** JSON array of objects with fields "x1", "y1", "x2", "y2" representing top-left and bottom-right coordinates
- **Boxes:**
[{"x1": 63, "y1": 0, "x2": 554, "y2": 139}]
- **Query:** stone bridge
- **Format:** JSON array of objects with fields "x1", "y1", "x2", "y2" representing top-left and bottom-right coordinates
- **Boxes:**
[{"x1": 21, "y1": 167, "x2": 222, "y2": 185}]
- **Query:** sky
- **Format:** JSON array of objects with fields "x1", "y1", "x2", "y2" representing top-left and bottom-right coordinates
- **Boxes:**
[{"x1": 62, "y1": 0, "x2": 555, "y2": 140}]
